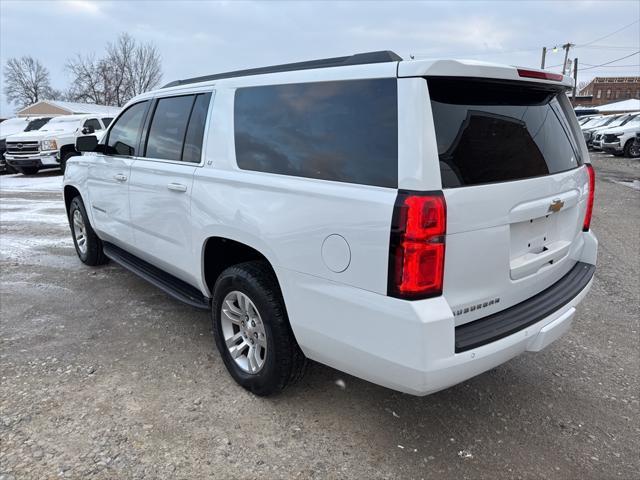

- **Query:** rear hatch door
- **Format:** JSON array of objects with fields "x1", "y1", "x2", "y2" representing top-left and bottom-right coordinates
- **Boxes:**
[{"x1": 427, "y1": 77, "x2": 591, "y2": 325}]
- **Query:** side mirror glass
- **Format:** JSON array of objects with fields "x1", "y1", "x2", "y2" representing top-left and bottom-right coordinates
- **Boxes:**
[
  {"x1": 76, "y1": 135, "x2": 99, "y2": 152},
  {"x1": 81, "y1": 125, "x2": 95, "y2": 135}
]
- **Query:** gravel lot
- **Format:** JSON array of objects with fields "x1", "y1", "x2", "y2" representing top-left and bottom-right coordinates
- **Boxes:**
[{"x1": 1, "y1": 152, "x2": 638, "y2": 480}]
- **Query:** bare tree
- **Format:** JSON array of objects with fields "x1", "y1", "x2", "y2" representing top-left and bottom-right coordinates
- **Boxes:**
[
  {"x1": 3, "y1": 56, "x2": 57, "y2": 108},
  {"x1": 66, "y1": 33, "x2": 162, "y2": 107}
]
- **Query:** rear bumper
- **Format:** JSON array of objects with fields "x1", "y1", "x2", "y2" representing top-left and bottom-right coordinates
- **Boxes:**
[{"x1": 279, "y1": 231, "x2": 597, "y2": 396}]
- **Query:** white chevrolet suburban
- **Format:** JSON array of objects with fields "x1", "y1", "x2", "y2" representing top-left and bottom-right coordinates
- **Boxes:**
[
  {"x1": 64, "y1": 52, "x2": 597, "y2": 396},
  {"x1": 5, "y1": 114, "x2": 115, "y2": 175}
]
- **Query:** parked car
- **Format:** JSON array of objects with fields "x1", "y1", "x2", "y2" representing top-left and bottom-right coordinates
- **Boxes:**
[
  {"x1": 5, "y1": 114, "x2": 115, "y2": 175},
  {"x1": 582, "y1": 114, "x2": 624, "y2": 148},
  {"x1": 64, "y1": 52, "x2": 597, "y2": 396},
  {"x1": 0, "y1": 116, "x2": 51, "y2": 173},
  {"x1": 600, "y1": 116, "x2": 640, "y2": 157},
  {"x1": 590, "y1": 113, "x2": 638, "y2": 150}
]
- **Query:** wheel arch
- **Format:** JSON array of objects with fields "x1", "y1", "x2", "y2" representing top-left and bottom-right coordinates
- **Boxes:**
[
  {"x1": 201, "y1": 236, "x2": 281, "y2": 298},
  {"x1": 63, "y1": 184, "x2": 82, "y2": 216},
  {"x1": 59, "y1": 142, "x2": 77, "y2": 157}
]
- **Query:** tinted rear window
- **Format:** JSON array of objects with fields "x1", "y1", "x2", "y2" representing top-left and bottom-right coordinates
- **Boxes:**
[
  {"x1": 234, "y1": 79, "x2": 398, "y2": 188},
  {"x1": 428, "y1": 78, "x2": 581, "y2": 188}
]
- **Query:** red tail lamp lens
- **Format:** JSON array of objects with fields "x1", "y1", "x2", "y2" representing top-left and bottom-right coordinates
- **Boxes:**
[
  {"x1": 388, "y1": 192, "x2": 446, "y2": 299},
  {"x1": 583, "y1": 164, "x2": 595, "y2": 231}
]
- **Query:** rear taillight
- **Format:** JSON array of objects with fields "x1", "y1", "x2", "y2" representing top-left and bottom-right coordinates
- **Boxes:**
[
  {"x1": 583, "y1": 164, "x2": 595, "y2": 231},
  {"x1": 516, "y1": 68, "x2": 564, "y2": 82},
  {"x1": 388, "y1": 191, "x2": 446, "y2": 300}
]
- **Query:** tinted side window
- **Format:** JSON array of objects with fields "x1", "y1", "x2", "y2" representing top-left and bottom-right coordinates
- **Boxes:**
[
  {"x1": 102, "y1": 117, "x2": 113, "y2": 127},
  {"x1": 234, "y1": 79, "x2": 398, "y2": 188},
  {"x1": 182, "y1": 93, "x2": 212, "y2": 163},
  {"x1": 107, "y1": 101, "x2": 148, "y2": 156},
  {"x1": 145, "y1": 95, "x2": 194, "y2": 161},
  {"x1": 84, "y1": 118, "x2": 102, "y2": 130}
]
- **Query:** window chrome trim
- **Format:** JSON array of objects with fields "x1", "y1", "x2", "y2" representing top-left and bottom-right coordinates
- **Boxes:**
[{"x1": 134, "y1": 88, "x2": 215, "y2": 168}]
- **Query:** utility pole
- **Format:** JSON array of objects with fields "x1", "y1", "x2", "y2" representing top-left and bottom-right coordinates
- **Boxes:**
[
  {"x1": 541, "y1": 46, "x2": 547, "y2": 69},
  {"x1": 561, "y1": 42, "x2": 575, "y2": 75},
  {"x1": 573, "y1": 57, "x2": 579, "y2": 99}
]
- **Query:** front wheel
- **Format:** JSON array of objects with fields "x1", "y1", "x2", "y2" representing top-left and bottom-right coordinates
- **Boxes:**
[
  {"x1": 211, "y1": 261, "x2": 307, "y2": 396},
  {"x1": 69, "y1": 196, "x2": 108, "y2": 266},
  {"x1": 624, "y1": 139, "x2": 640, "y2": 158}
]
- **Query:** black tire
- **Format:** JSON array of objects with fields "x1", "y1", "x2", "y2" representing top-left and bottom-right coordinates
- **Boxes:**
[
  {"x1": 68, "y1": 196, "x2": 108, "y2": 266},
  {"x1": 60, "y1": 150, "x2": 79, "y2": 174},
  {"x1": 624, "y1": 139, "x2": 640, "y2": 158},
  {"x1": 20, "y1": 167, "x2": 39, "y2": 175},
  {"x1": 211, "y1": 261, "x2": 307, "y2": 396}
]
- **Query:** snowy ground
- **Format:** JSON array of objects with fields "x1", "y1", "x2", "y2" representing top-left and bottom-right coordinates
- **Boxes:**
[
  {"x1": 0, "y1": 171, "x2": 71, "y2": 265},
  {"x1": 0, "y1": 171, "x2": 63, "y2": 193}
]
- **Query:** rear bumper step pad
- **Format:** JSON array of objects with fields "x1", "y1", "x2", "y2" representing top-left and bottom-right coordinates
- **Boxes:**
[{"x1": 455, "y1": 262, "x2": 595, "y2": 353}]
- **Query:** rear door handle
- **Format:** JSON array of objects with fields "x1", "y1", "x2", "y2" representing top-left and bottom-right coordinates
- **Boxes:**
[
  {"x1": 167, "y1": 182, "x2": 187, "y2": 192},
  {"x1": 114, "y1": 173, "x2": 127, "y2": 182}
]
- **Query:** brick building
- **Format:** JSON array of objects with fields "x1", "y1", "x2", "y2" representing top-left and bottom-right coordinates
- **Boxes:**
[{"x1": 576, "y1": 76, "x2": 640, "y2": 107}]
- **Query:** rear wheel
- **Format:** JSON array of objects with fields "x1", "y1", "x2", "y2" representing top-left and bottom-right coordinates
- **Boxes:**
[
  {"x1": 624, "y1": 139, "x2": 640, "y2": 158},
  {"x1": 69, "y1": 196, "x2": 108, "y2": 266},
  {"x1": 20, "y1": 167, "x2": 39, "y2": 175},
  {"x1": 211, "y1": 261, "x2": 307, "y2": 396}
]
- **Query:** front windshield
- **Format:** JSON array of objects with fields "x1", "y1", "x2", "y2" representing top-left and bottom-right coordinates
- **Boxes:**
[
  {"x1": 589, "y1": 116, "x2": 617, "y2": 128},
  {"x1": 25, "y1": 118, "x2": 51, "y2": 131},
  {"x1": 606, "y1": 115, "x2": 632, "y2": 128}
]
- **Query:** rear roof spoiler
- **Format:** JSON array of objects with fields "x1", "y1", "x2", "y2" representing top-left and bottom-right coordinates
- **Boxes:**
[{"x1": 398, "y1": 59, "x2": 574, "y2": 88}]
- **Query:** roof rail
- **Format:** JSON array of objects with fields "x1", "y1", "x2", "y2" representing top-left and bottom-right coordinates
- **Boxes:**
[{"x1": 161, "y1": 50, "x2": 402, "y2": 89}]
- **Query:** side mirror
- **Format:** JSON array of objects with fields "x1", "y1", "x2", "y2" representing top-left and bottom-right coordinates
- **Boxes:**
[
  {"x1": 81, "y1": 125, "x2": 95, "y2": 135},
  {"x1": 76, "y1": 135, "x2": 99, "y2": 152}
]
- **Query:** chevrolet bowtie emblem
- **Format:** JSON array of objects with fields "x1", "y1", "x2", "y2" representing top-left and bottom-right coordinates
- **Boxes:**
[{"x1": 548, "y1": 199, "x2": 564, "y2": 213}]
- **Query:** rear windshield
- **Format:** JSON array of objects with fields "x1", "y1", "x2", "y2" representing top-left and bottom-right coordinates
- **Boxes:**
[{"x1": 428, "y1": 78, "x2": 582, "y2": 188}]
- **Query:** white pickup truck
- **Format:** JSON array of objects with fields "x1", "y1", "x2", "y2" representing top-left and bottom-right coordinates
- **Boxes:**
[
  {"x1": 5, "y1": 113, "x2": 116, "y2": 175},
  {"x1": 0, "y1": 116, "x2": 51, "y2": 173}
]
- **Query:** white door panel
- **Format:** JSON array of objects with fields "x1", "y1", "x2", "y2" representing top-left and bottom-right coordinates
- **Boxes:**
[
  {"x1": 86, "y1": 155, "x2": 134, "y2": 246},
  {"x1": 128, "y1": 159, "x2": 198, "y2": 283}
]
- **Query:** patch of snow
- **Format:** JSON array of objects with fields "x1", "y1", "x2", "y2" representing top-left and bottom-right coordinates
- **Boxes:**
[
  {"x1": 0, "y1": 198, "x2": 67, "y2": 225},
  {"x1": 0, "y1": 173, "x2": 63, "y2": 192}
]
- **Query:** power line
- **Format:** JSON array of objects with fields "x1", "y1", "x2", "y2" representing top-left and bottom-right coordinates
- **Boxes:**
[
  {"x1": 581, "y1": 63, "x2": 640, "y2": 68},
  {"x1": 577, "y1": 45, "x2": 639, "y2": 50},
  {"x1": 577, "y1": 20, "x2": 640, "y2": 47},
  {"x1": 580, "y1": 51, "x2": 640, "y2": 70}
]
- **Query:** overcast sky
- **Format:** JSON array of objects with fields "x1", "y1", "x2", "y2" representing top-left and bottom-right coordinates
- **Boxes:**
[{"x1": 1, "y1": 0, "x2": 638, "y2": 116}]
